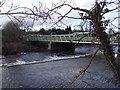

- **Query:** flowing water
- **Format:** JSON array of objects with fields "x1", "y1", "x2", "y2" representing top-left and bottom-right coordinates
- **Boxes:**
[{"x1": 1, "y1": 46, "x2": 120, "y2": 88}]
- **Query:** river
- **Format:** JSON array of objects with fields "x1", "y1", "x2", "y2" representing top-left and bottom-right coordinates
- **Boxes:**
[{"x1": 1, "y1": 46, "x2": 120, "y2": 88}]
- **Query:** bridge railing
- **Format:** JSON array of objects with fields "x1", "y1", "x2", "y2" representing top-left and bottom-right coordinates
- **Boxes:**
[{"x1": 26, "y1": 33, "x2": 120, "y2": 45}]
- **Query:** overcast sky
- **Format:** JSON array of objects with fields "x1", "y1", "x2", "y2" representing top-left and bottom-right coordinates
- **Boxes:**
[{"x1": 0, "y1": 0, "x2": 119, "y2": 31}]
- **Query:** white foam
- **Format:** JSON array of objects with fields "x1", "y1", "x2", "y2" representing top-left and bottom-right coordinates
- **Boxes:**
[
  {"x1": 2, "y1": 54, "x2": 92, "y2": 67},
  {"x1": 16, "y1": 60, "x2": 26, "y2": 64}
]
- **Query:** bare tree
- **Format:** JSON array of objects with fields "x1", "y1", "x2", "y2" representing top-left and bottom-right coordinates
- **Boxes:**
[
  {"x1": 0, "y1": 0, "x2": 49, "y2": 28},
  {"x1": 0, "y1": 0, "x2": 120, "y2": 81},
  {"x1": 44, "y1": 0, "x2": 120, "y2": 80}
]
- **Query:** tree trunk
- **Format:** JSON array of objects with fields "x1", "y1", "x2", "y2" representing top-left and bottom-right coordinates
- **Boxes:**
[
  {"x1": 95, "y1": 30, "x2": 120, "y2": 80},
  {"x1": 92, "y1": 3, "x2": 120, "y2": 80}
]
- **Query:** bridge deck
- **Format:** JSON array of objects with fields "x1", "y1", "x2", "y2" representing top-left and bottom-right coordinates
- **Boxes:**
[{"x1": 26, "y1": 33, "x2": 120, "y2": 45}]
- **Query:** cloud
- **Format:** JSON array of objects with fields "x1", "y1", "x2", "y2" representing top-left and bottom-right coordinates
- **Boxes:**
[
  {"x1": 74, "y1": 0, "x2": 95, "y2": 9},
  {"x1": 0, "y1": 0, "x2": 118, "y2": 30},
  {"x1": 12, "y1": 0, "x2": 33, "y2": 7}
]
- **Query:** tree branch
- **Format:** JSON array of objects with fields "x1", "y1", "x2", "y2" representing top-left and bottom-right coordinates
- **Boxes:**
[
  {"x1": 102, "y1": 7, "x2": 118, "y2": 15},
  {"x1": 51, "y1": 8, "x2": 72, "y2": 27},
  {"x1": 0, "y1": 12, "x2": 43, "y2": 17},
  {"x1": 64, "y1": 48, "x2": 100, "y2": 87}
]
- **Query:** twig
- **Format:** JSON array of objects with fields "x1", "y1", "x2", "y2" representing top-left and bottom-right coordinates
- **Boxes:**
[{"x1": 63, "y1": 48, "x2": 100, "y2": 87}]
